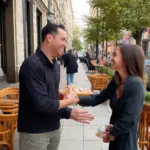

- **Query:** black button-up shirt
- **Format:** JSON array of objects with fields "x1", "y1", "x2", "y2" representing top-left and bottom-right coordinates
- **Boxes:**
[{"x1": 18, "y1": 47, "x2": 72, "y2": 133}]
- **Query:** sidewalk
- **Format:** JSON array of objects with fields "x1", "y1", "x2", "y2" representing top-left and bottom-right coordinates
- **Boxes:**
[{"x1": 58, "y1": 62, "x2": 111, "y2": 150}]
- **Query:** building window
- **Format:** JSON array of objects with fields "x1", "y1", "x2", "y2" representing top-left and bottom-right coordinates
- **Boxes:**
[
  {"x1": 22, "y1": 0, "x2": 32, "y2": 58},
  {"x1": 26, "y1": 0, "x2": 31, "y2": 56},
  {"x1": 25, "y1": 0, "x2": 31, "y2": 57},
  {"x1": 36, "y1": 9, "x2": 42, "y2": 47}
]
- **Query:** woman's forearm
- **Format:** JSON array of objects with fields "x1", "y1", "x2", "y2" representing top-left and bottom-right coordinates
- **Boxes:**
[
  {"x1": 79, "y1": 94, "x2": 107, "y2": 107},
  {"x1": 79, "y1": 79, "x2": 116, "y2": 107},
  {"x1": 79, "y1": 95, "x2": 96, "y2": 107}
]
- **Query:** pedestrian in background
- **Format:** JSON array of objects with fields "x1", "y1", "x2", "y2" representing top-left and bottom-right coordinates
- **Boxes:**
[{"x1": 63, "y1": 49, "x2": 78, "y2": 85}]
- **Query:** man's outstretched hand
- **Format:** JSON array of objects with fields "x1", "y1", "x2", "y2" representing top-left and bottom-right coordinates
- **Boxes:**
[{"x1": 70, "y1": 108, "x2": 94, "y2": 124}]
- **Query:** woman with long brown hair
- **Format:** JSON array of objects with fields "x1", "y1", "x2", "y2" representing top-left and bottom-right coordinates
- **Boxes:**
[{"x1": 78, "y1": 44, "x2": 145, "y2": 150}]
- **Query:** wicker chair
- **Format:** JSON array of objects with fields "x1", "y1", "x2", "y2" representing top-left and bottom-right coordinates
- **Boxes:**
[
  {"x1": 0, "y1": 87, "x2": 19, "y2": 100},
  {"x1": 0, "y1": 88, "x2": 19, "y2": 132},
  {"x1": 88, "y1": 73, "x2": 109, "y2": 91},
  {"x1": 0, "y1": 104, "x2": 18, "y2": 114},
  {"x1": 138, "y1": 103, "x2": 150, "y2": 150},
  {"x1": 0, "y1": 113, "x2": 18, "y2": 150}
]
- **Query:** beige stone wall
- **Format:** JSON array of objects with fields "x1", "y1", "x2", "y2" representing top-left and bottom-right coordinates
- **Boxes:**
[
  {"x1": 32, "y1": 0, "x2": 49, "y2": 51},
  {"x1": 50, "y1": 0, "x2": 74, "y2": 50},
  {"x1": 14, "y1": 0, "x2": 24, "y2": 73},
  {"x1": 13, "y1": 0, "x2": 49, "y2": 78},
  {"x1": 33, "y1": 1, "x2": 38, "y2": 51},
  {"x1": 7, "y1": 0, "x2": 73, "y2": 82}
]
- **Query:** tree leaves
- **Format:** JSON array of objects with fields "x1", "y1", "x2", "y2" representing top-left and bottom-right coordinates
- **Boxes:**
[
  {"x1": 84, "y1": 0, "x2": 150, "y2": 45},
  {"x1": 72, "y1": 24, "x2": 83, "y2": 51}
]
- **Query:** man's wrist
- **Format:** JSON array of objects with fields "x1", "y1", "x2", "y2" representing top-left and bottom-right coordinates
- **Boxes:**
[{"x1": 68, "y1": 98, "x2": 73, "y2": 105}]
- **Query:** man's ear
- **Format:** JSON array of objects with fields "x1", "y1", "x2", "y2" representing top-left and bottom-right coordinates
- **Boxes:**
[{"x1": 47, "y1": 34, "x2": 53, "y2": 43}]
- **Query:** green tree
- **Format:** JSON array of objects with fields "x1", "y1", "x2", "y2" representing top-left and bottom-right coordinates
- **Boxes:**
[
  {"x1": 83, "y1": 10, "x2": 123, "y2": 57},
  {"x1": 72, "y1": 24, "x2": 83, "y2": 51},
  {"x1": 89, "y1": 0, "x2": 150, "y2": 46},
  {"x1": 119, "y1": 0, "x2": 150, "y2": 46},
  {"x1": 72, "y1": 37, "x2": 83, "y2": 51}
]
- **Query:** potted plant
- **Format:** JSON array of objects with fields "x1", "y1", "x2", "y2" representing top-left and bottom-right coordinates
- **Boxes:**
[
  {"x1": 98, "y1": 66, "x2": 108, "y2": 74},
  {"x1": 145, "y1": 92, "x2": 150, "y2": 104},
  {"x1": 107, "y1": 68, "x2": 115, "y2": 80}
]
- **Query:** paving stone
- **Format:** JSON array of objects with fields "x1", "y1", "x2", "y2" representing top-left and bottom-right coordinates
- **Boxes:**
[{"x1": 61, "y1": 126, "x2": 83, "y2": 141}]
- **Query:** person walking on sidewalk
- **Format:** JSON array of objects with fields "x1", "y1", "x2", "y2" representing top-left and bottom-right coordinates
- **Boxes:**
[
  {"x1": 63, "y1": 49, "x2": 78, "y2": 85},
  {"x1": 18, "y1": 23, "x2": 94, "y2": 150},
  {"x1": 75, "y1": 44, "x2": 145, "y2": 150}
]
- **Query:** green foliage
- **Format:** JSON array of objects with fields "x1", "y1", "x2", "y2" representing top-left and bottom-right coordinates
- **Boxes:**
[
  {"x1": 99, "y1": 66, "x2": 108, "y2": 73},
  {"x1": 145, "y1": 92, "x2": 150, "y2": 104},
  {"x1": 83, "y1": 25, "x2": 99, "y2": 44},
  {"x1": 72, "y1": 24, "x2": 83, "y2": 51},
  {"x1": 85, "y1": 0, "x2": 150, "y2": 45},
  {"x1": 119, "y1": 0, "x2": 150, "y2": 33},
  {"x1": 107, "y1": 68, "x2": 115, "y2": 79},
  {"x1": 98, "y1": 66, "x2": 114, "y2": 79},
  {"x1": 72, "y1": 37, "x2": 83, "y2": 51}
]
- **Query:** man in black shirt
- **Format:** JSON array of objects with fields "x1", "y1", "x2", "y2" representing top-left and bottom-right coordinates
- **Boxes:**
[{"x1": 18, "y1": 23, "x2": 94, "y2": 150}]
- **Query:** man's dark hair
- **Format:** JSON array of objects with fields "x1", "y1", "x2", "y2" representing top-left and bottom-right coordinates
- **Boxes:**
[
  {"x1": 68, "y1": 49, "x2": 73, "y2": 53},
  {"x1": 41, "y1": 23, "x2": 65, "y2": 41}
]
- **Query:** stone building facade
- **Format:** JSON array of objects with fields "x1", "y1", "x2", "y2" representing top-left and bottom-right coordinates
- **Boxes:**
[
  {"x1": 0, "y1": 0, "x2": 73, "y2": 83},
  {"x1": 50, "y1": 0, "x2": 74, "y2": 49}
]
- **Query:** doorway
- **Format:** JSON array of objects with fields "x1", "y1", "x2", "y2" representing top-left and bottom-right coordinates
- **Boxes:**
[
  {"x1": 36, "y1": 9, "x2": 42, "y2": 47},
  {"x1": 0, "y1": 0, "x2": 7, "y2": 81}
]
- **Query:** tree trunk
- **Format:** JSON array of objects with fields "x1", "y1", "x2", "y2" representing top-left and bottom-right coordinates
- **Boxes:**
[
  {"x1": 102, "y1": 42, "x2": 104, "y2": 59},
  {"x1": 135, "y1": 34, "x2": 142, "y2": 46},
  {"x1": 106, "y1": 40, "x2": 108, "y2": 58},
  {"x1": 133, "y1": 28, "x2": 144, "y2": 46},
  {"x1": 96, "y1": 39, "x2": 99, "y2": 59},
  {"x1": 116, "y1": 31, "x2": 118, "y2": 46},
  {"x1": 90, "y1": 44, "x2": 92, "y2": 51}
]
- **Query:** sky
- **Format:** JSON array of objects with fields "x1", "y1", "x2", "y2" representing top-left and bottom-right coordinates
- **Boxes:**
[{"x1": 71, "y1": 0, "x2": 90, "y2": 29}]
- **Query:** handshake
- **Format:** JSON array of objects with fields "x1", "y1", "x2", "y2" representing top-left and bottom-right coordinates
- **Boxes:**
[
  {"x1": 59, "y1": 86, "x2": 80, "y2": 105},
  {"x1": 59, "y1": 86, "x2": 94, "y2": 124}
]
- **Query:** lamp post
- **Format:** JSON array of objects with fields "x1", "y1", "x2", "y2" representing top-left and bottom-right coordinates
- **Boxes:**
[{"x1": 47, "y1": 11, "x2": 54, "y2": 24}]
